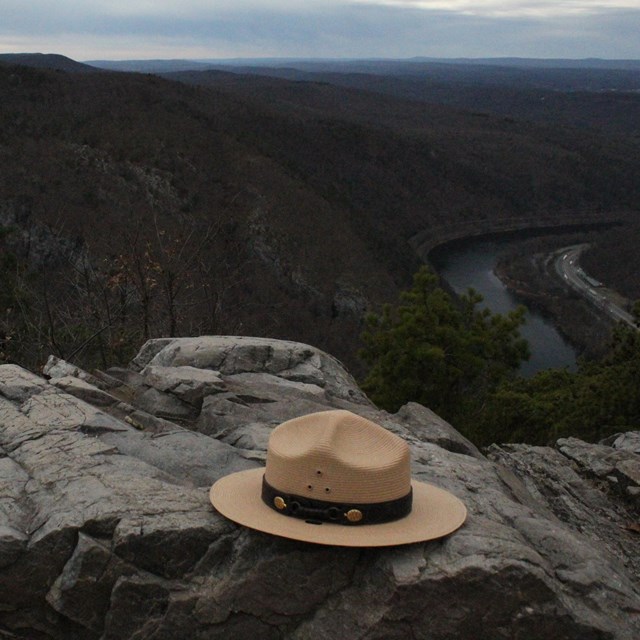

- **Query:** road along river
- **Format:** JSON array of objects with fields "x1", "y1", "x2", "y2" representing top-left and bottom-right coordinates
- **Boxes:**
[
  {"x1": 555, "y1": 244, "x2": 635, "y2": 327},
  {"x1": 431, "y1": 238, "x2": 578, "y2": 376}
]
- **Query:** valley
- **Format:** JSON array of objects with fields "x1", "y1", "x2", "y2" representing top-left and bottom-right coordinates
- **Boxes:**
[{"x1": 0, "y1": 54, "x2": 638, "y2": 374}]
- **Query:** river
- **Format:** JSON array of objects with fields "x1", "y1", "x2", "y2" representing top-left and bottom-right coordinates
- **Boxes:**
[{"x1": 431, "y1": 238, "x2": 578, "y2": 376}]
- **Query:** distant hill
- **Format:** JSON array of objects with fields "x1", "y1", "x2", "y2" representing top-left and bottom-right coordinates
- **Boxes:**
[
  {"x1": 411, "y1": 57, "x2": 640, "y2": 71},
  {"x1": 86, "y1": 59, "x2": 213, "y2": 73},
  {"x1": 171, "y1": 61, "x2": 638, "y2": 138},
  {"x1": 205, "y1": 67, "x2": 640, "y2": 136},
  {"x1": 194, "y1": 58, "x2": 640, "y2": 92},
  {"x1": 0, "y1": 53, "x2": 99, "y2": 73},
  {"x1": 245, "y1": 60, "x2": 640, "y2": 92},
  {"x1": 78, "y1": 54, "x2": 640, "y2": 138},
  {"x1": 83, "y1": 56, "x2": 640, "y2": 138},
  {"x1": 86, "y1": 56, "x2": 640, "y2": 91}
]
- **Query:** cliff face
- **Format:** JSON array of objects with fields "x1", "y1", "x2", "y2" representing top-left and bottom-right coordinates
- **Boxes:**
[{"x1": 0, "y1": 336, "x2": 638, "y2": 639}]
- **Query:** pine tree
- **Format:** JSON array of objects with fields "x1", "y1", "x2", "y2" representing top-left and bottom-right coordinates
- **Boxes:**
[{"x1": 359, "y1": 266, "x2": 529, "y2": 425}]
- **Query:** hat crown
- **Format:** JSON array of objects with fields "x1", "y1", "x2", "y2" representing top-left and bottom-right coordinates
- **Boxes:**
[{"x1": 264, "y1": 410, "x2": 411, "y2": 503}]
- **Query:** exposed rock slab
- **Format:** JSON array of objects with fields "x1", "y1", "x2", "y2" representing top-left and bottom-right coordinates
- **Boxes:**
[
  {"x1": 558, "y1": 436, "x2": 640, "y2": 498},
  {"x1": 0, "y1": 336, "x2": 638, "y2": 639},
  {"x1": 610, "y1": 431, "x2": 640, "y2": 455},
  {"x1": 142, "y1": 364, "x2": 226, "y2": 405},
  {"x1": 131, "y1": 335, "x2": 369, "y2": 404},
  {"x1": 487, "y1": 442, "x2": 640, "y2": 581}
]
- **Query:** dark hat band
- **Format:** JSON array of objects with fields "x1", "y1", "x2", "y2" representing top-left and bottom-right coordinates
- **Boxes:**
[{"x1": 261, "y1": 476, "x2": 413, "y2": 526}]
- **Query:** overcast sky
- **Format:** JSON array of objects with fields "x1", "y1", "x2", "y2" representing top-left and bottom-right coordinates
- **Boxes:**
[{"x1": 1, "y1": 1, "x2": 639, "y2": 61}]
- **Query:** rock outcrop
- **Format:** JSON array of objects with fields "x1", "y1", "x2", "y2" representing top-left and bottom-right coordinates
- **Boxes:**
[{"x1": 0, "y1": 336, "x2": 638, "y2": 639}]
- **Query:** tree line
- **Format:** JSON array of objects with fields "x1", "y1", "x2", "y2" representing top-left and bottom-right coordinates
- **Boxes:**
[{"x1": 0, "y1": 213, "x2": 247, "y2": 369}]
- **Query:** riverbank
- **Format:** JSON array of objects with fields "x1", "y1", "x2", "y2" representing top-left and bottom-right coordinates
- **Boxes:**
[{"x1": 494, "y1": 238, "x2": 613, "y2": 360}]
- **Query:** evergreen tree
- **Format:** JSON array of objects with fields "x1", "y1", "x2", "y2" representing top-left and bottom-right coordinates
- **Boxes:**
[{"x1": 359, "y1": 266, "x2": 529, "y2": 428}]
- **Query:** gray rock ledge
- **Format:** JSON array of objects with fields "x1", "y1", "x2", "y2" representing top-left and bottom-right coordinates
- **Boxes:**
[{"x1": 0, "y1": 336, "x2": 638, "y2": 639}]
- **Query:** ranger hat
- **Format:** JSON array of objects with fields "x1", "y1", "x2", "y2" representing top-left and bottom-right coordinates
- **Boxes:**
[{"x1": 210, "y1": 409, "x2": 466, "y2": 546}]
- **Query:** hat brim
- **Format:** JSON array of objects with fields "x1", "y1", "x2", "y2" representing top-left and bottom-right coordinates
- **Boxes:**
[{"x1": 210, "y1": 468, "x2": 467, "y2": 547}]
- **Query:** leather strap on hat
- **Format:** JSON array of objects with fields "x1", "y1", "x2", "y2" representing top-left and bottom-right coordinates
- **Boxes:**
[{"x1": 261, "y1": 476, "x2": 413, "y2": 526}]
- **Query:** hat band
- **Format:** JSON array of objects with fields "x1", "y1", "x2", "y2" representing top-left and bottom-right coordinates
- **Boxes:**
[{"x1": 261, "y1": 476, "x2": 413, "y2": 526}]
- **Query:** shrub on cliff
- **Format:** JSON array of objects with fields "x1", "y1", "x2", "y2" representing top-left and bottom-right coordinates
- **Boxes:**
[{"x1": 359, "y1": 266, "x2": 529, "y2": 432}]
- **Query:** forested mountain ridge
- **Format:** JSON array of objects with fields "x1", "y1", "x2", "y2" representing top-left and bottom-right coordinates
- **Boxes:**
[
  {"x1": 0, "y1": 59, "x2": 639, "y2": 371},
  {"x1": 174, "y1": 64, "x2": 640, "y2": 137},
  {"x1": 92, "y1": 56, "x2": 640, "y2": 91},
  {"x1": 0, "y1": 53, "x2": 98, "y2": 73}
]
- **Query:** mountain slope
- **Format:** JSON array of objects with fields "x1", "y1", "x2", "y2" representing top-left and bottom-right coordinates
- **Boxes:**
[
  {"x1": 191, "y1": 65, "x2": 640, "y2": 136},
  {"x1": 1, "y1": 62, "x2": 639, "y2": 370}
]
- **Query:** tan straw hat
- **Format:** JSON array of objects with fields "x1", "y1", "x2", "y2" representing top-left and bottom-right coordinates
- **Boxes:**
[{"x1": 210, "y1": 410, "x2": 466, "y2": 546}]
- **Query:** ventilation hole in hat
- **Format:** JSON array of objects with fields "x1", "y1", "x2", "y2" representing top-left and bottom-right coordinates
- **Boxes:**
[
  {"x1": 324, "y1": 487, "x2": 331, "y2": 493},
  {"x1": 305, "y1": 519, "x2": 323, "y2": 525},
  {"x1": 316, "y1": 470, "x2": 322, "y2": 476},
  {"x1": 307, "y1": 485, "x2": 313, "y2": 490}
]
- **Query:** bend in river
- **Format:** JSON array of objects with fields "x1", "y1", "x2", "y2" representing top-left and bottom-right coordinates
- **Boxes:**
[{"x1": 430, "y1": 238, "x2": 578, "y2": 376}]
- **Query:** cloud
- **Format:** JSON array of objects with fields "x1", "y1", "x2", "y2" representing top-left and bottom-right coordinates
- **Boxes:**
[
  {"x1": 352, "y1": 1, "x2": 640, "y2": 19},
  {"x1": 0, "y1": 1, "x2": 639, "y2": 59}
]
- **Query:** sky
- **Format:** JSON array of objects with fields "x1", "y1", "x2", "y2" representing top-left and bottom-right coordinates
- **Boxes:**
[{"x1": 1, "y1": 1, "x2": 639, "y2": 61}]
